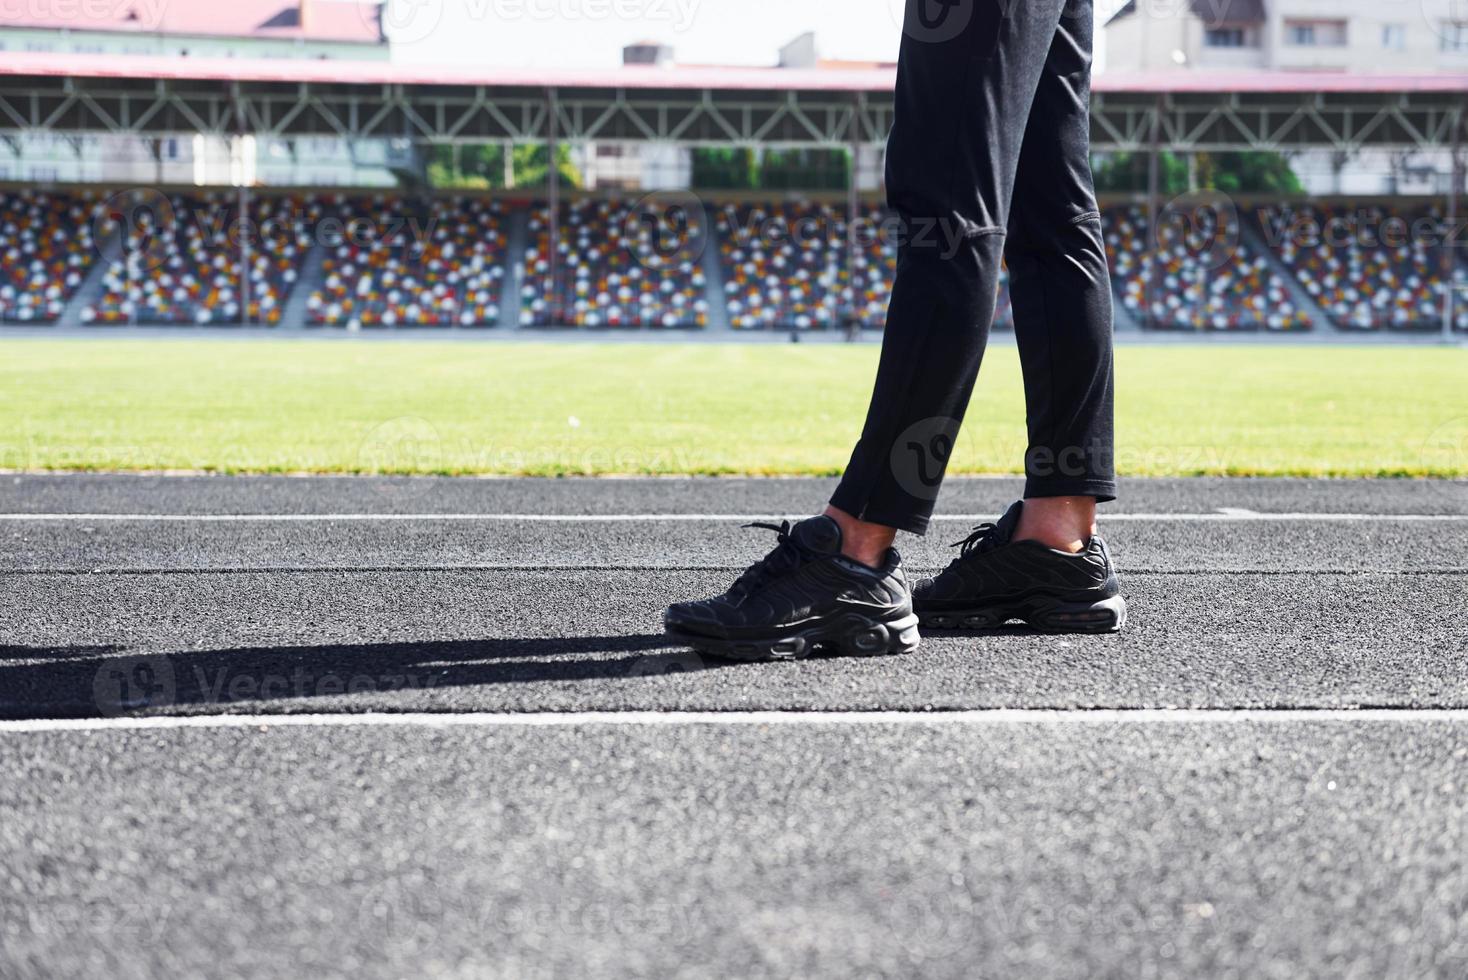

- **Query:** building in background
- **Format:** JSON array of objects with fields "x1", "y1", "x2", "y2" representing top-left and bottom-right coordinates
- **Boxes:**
[
  {"x1": 1105, "y1": 0, "x2": 1468, "y2": 73},
  {"x1": 0, "y1": 0, "x2": 384, "y2": 60},
  {"x1": 573, "y1": 34, "x2": 890, "y2": 193},
  {"x1": 0, "y1": 0, "x2": 391, "y2": 187},
  {"x1": 1103, "y1": 0, "x2": 1468, "y2": 194}
]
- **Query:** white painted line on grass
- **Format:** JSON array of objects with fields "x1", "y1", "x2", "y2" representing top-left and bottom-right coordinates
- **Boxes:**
[
  {"x1": 2, "y1": 709, "x2": 1467, "y2": 735},
  {"x1": 0, "y1": 513, "x2": 1464, "y2": 523}
]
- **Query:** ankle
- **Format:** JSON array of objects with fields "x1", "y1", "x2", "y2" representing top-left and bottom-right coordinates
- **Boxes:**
[
  {"x1": 823, "y1": 505, "x2": 897, "y2": 569},
  {"x1": 1014, "y1": 496, "x2": 1097, "y2": 554}
]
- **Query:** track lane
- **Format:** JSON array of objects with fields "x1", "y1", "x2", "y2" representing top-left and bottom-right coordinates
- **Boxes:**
[
  {"x1": 1, "y1": 722, "x2": 1463, "y2": 980},
  {"x1": 2, "y1": 570, "x2": 1464, "y2": 716}
]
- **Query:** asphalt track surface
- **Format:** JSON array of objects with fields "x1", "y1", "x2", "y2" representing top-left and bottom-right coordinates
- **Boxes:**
[{"x1": 2, "y1": 474, "x2": 1465, "y2": 979}]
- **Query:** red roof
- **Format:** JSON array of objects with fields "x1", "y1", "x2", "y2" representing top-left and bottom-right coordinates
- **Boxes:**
[
  {"x1": 0, "y1": 51, "x2": 1464, "y2": 95},
  {"x1": 0, "y1": 0, "x2": 381, "y2": 45}
]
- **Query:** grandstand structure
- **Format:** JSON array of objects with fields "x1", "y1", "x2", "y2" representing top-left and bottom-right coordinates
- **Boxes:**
[{"x1": 0, "y1": 52, "x2": 1464, "y2": 336}]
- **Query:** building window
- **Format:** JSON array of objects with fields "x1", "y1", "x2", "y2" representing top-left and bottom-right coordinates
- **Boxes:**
[
  {"x1": 1204, "y1": 27, "x2": 1246, "y2": 48},
  {"x1": 1442, "y1": 23, "x2": 1468, "y2": 53},
  {"x1": 1286, "y1": 19, "x2": 1347, "y2": 47},
  {"x1": 1381, "y1": 24, "x2": 1407, "y2": 50}
]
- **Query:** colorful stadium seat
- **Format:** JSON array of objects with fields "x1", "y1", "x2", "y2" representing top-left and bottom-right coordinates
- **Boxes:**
[
  {"x1": 1103, "y1": 203, "x2": 1309, "y2": 332},
  {"x1": 715, "y1": 200, "x2": 1013, "y2": 331},
  {"x1": 84, "y1": 192, "x2": 314, "y2": 326},
  {"x1": 1258, "y1": 202, "x2": 1465, "y2": 332},
  {"x1": 0, "y1": 190, "x2": 103, "y2": 324},
  {"x1": 520, "y1": 198, "x2": 708, "y2": 329},
  {"x1": 308, "y1": 194, "x2": 507, "y2": 329}
]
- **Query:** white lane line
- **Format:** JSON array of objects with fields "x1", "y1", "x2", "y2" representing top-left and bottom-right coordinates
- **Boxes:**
[
  {"x1": 2, "y1": 709, "x2": 1467, "y2": 734},
  {"x1": 0, "y1": 513, "x2": 1464, "y2": 523}
]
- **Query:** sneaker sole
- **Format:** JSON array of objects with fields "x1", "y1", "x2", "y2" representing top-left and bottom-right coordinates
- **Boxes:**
[
  {"x1": 917, "y1": 594, "x2": 1127, "y2": 635},
  {"x1": 666, "y1": 611, "x2": 922, "y2": 663}
]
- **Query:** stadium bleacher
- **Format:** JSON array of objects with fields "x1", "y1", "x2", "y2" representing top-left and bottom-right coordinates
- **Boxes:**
[
  {"x1": 1104, "y1": 202, "x2": 1311, "y2": 332},
  {"x1": 307, "y1": 194, "x2": 507, "y2": 329},
  {"x1": 1257, "y1": 202, "x2": 1467, "y2": 332},
  {"x1": 83, "y1": 192, "x2": 314, "y2": 326},
  {"x1": 717, "y1": 201, "x2": 864, "y2": 331},
  {"x1": 0, "y1": 189, "x2": 103, "y2": 324},
  {"x1": 519, "y1": 198, "x2": 708, "y2": 329},
  {"x1": 715, "y1": 201, "x2": 1015, "y2": 332},
  {"x1": 6, "y1": 188, "x2": 1463, "y2": 333}
]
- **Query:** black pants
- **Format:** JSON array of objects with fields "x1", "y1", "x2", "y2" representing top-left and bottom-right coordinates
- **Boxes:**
[{"x1": 830, "y1": 0, "x2": 1116, "y2": 535}]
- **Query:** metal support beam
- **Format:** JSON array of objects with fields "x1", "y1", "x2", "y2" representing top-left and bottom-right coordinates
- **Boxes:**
[
  {"x1": 1445, "y1": 114, "x2": 1464, "y2": 342},
  {"x1": 846, "y1": 94, "x2": 860, "y2": 342},
  {"x1": 232, "y1": 91, "x2": 252, "y2": 327},
  {"x1": 546, "y1": 87, "x2": 559, "y2": 330},
  {"x1": 1145, "y1": 95, "x2": 1162, "y2": 332},
  {"x1": 0, "y1": 74, "x2": 1459, "y2": 154}
]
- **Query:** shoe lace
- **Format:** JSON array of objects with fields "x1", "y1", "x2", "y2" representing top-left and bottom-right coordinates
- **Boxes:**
[
  {"x1": 948, "y1": 521, "x2": 1002, "y2": 562},
  {"x1": 729, "y1": 520, "x2": 810, "y2": 597}
]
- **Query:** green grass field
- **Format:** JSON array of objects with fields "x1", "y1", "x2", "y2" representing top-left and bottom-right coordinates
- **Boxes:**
[{"x1": 1, "y1": 339, "x2": 1463, "y2": 478}]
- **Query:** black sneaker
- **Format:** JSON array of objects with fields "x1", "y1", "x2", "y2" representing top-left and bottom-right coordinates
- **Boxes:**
[
  {"x1": 914, "y1": 501, "x2": 1127, "y2": 634},
  {"x1": 663, "y1": 515, "x2": 921, "y2": 662}
]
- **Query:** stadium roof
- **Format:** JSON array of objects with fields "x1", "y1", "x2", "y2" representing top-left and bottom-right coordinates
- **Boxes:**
[
  {"x1": 0, "y1": 0, "x2": 381, "y2": 45},
  {"x1": 0, "y1": 50, "x2": 1465, "y2": 95},
  {"x1": 0, "y1": 52, "x2": 1461, "y2": 153}
]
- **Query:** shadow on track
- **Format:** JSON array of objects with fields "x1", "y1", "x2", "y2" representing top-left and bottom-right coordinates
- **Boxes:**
[{"x1": 0, "y1": 634, "x2": 737, "y2": 719}]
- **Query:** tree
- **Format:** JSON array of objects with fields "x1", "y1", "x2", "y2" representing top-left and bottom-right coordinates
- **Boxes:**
[
  {"x1": 1206, "y1": 152, "x2": 1303, "y2": 194},
  {"x1": 427, "y1": 143, "x2": 580, "y2": 190},
  {"x1": 1092, "y1": 149, "x2": 1301, "y2": 195},
  {"x1": 691, "y1": 148, "x2": 759, "y2": 190}
]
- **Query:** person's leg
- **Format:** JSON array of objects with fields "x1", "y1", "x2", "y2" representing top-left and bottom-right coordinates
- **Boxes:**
[
  {"x1": 828, "y1": 0, "x2": 1077, "y2": 542},
  {"x1": 908, "y1": 0, "x2": 1125, "y2": 634},
  {"x1": 1003, "y1": 0, "x2": 1116, "y2": 551}
]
